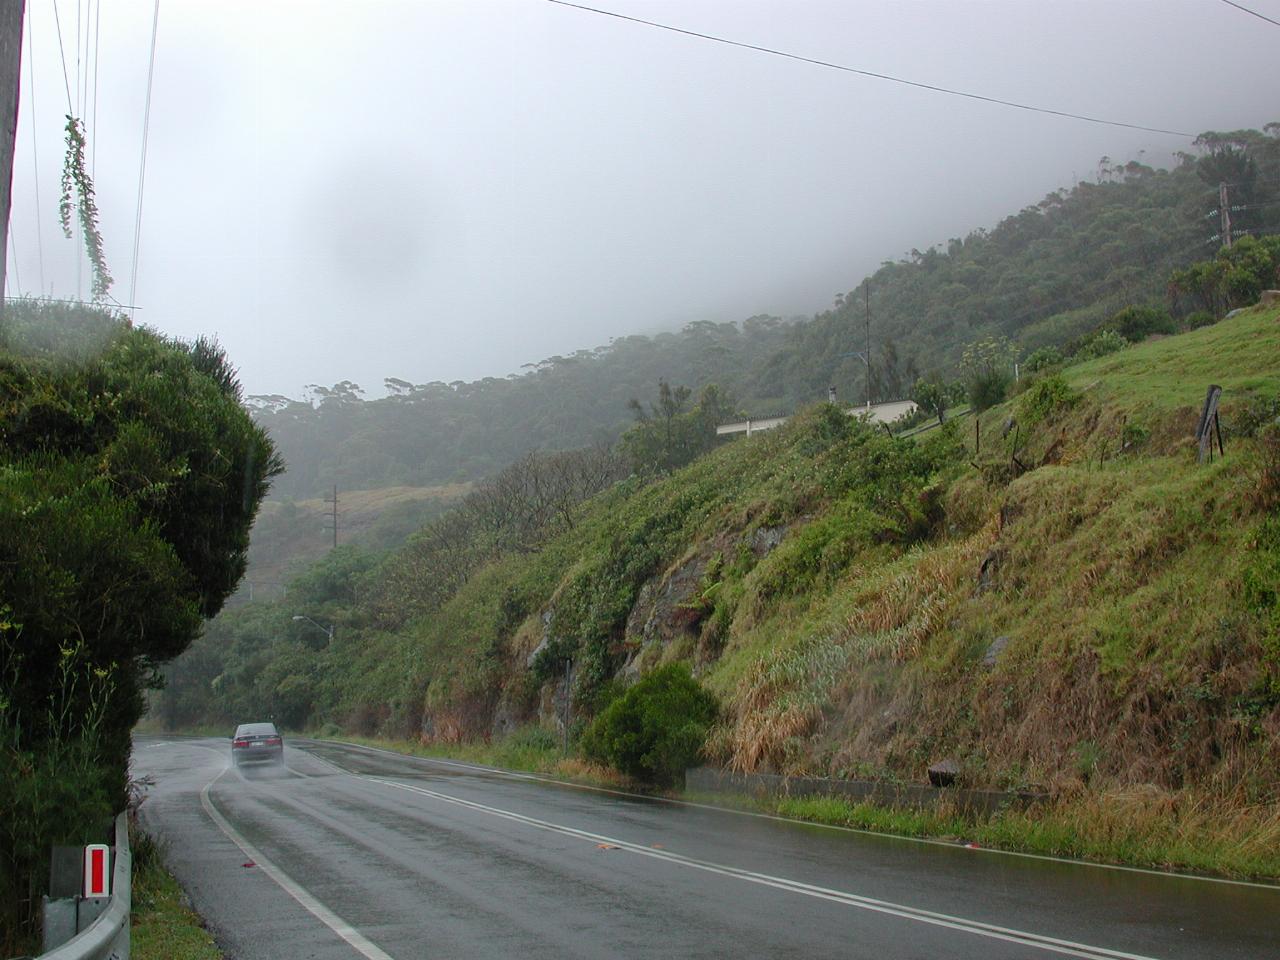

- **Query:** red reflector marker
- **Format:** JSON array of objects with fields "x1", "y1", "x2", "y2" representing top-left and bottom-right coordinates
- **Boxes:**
[{"x1": 83, "y1": 844, "x2": 110, "y2": 898}]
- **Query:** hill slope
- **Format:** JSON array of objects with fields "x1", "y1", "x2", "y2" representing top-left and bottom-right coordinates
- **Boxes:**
[{"x1": 170, "y1": 307, "x2": 1280, "y2": 817}]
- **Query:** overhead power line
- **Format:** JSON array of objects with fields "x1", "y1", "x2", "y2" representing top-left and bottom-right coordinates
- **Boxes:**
[
  {"x1": 128, "y1": 0, "x2": 161, "y2": 320},
  {"x1": 51, "y1": 0, "x2": 75, "y2": 113},
  {"x1": 26, "y1": 7, "x2": 47, "y2": 295},
  {"x1": 543, "y1": 0, "x2": 1194, "y2": 138},
  {"x1": 1218, "y1": 0, "x2": 1280, "y2": 28}
]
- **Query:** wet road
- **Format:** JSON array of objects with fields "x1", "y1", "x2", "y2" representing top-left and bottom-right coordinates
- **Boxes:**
[{"x1": 132, "y1": 737, "x2": 1279, "y2": 960}]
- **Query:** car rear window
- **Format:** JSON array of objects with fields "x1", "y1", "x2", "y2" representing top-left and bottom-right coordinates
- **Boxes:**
[{"x1": 235, "y1": 723, "x2": 279, "y2": 737}]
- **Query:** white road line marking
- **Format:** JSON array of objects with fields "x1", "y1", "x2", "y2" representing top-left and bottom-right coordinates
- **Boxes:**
[
  {"x1": 314, "y1": 739, "x2": 1278, "y2": 891},
  {"x1": 199, "y1": 769, "x2": 395, "y2": 960},
  {"x1": 369, "y1": 776, "x2": 1163, "y2": 960}
]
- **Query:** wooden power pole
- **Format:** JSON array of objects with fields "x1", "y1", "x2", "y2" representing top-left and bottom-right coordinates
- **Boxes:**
[
  {"x1": 1219, "y1": 182, "x2": 1232, "y2": 250},
  {"x1": 0, "y1": 1, "x2": 26, "y2": 316},
  {"x1": 864, "y1": 280, "x2": 872, "y2": 410},
  {"x1": 323, "y1": 485, "x2": 339, "y2": 549}
]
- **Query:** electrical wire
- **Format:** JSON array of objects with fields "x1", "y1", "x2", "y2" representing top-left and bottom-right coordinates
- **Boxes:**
[
  {"x1": 1218, "y1": 0, "x2": 1280, "y2": 28},
  {"x1": 50, "y1": 0, "x2": 75, "y2": 113},
  {"x1": 542, "y1": 0, "x2": 1194, "y2": 138},
  {"x1": 92, "y1": 0, "x2": 101, "y2": 177},
  {"x1": 26, "y1": 8, "x2": 47, "y2": 296},
  {"x1": 8, "y1": 224, "x2": 21, "y2": 297},
  {"x1": 128, "y1": 0, "x2": 161, "y2": 320}
]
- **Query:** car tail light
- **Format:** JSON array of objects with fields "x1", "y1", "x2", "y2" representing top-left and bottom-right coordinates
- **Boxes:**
[
  {"x1": 265, "y1": 737, "x2": 281, "y2": 746},
  {"x1": 233, "y1": 738, "x2": 250, "y2": 749}
]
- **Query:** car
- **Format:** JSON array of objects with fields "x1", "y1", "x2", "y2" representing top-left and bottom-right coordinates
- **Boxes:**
[{"x1": 231, "y1": 722, "x2": 284, "y2": 767}]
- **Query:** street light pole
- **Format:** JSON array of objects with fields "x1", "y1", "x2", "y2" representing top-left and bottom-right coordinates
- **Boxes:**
[{"x1": 291, "y1": 615, "x2": 334, "y2": 644}]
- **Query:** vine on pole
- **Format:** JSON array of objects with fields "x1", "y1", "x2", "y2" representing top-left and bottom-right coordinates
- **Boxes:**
[{"x1": 59, "y1": 115, "x2": 113, "y2": 301}]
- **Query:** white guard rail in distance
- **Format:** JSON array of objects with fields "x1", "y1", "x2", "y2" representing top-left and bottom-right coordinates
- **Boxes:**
[{"x1": 38, "y1": 812, "x2": 131, "y2": 960}]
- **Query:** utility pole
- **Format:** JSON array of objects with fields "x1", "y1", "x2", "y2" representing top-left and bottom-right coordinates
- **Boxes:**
[
  {"x1": 1219, "y1": 182, "x2": 1232, "y2": 250},
  {"x1": 0, "y1": 1, "x2": 26, "y2": 316},
  {"x1": 323, "y1": 485, "x2": 339, "y2": 549},
  {"x1": 864, "y1": 280, "x2": 872, "y2": 410}
]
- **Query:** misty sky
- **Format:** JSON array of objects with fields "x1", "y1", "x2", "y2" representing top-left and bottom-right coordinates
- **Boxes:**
[{"x1": 8, "y1": 0, "x2": 1279, "y2": 398}]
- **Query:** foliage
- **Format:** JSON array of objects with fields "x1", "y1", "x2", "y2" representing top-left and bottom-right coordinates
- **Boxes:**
[
  {"x1": 1104, "y1": 305, "x2": 1175, "y2": 341},
  {"x1": 1023, "y1": 346, "x2": 1063, "y2": 374},
  {"x1": 910, "y1": 377, "x2": 949, "y2": 425},
  {"x1": 1169, "y1": 235, "x2": 1280, "y2": 319},
  {"x1": 1075, "y1": 328, "x2": 1128, "y2": 360},
  {"x1": 960, "y1": 336, "x2": 1018, "y2": 412},
  {"x1": 59, "y1": 117, "x2": 113, "y2": 301},
  {"x1": 0, "y1": 298, "x2": 279, "y2": 941},
  {"x1": 1017, "y1": 374, "x2": 1079, "y2": 427},
  {"x1": 621, "y1": 381, "x2": 737, "y2": 475},
  {"x1": 581, "y1": 663, "x2": 718, "y2": 786},
  {"x1": 130, "y1": 825, "x2": 223, "y2": 960},
  {"x1": 0, "y1": 634, "x2": 117, "y2": 949}
]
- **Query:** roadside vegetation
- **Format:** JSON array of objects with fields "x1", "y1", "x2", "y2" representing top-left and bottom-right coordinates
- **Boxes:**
[
  {"x1": 155, "y1": 128, "x2": 1280, "y2": 881},
  {"x1": 130, "y1": 825, "x2": 224, "y2": 960},
  {"x1": 0, "y1": 300, "x2": 278, "y2": 949}
]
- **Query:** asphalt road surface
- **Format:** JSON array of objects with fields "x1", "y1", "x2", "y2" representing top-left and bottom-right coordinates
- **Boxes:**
[{"x1": 132, "y1": 737, "x2": 1279, "y2": 960}]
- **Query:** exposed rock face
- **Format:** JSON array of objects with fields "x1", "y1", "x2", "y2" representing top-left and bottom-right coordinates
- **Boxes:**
[
  {"x1": 751, "y1": 524, "x2": 787, "y2": 556},
  {"x1": 620, "y1": 525, "x2": 793, "y2": 679},
  {"x1": 622, "y1": 547, "x2": 714, "y2": 679},
  {"x1": 538, "y1": 661, "x2": 575, "y2": 731},
  {"x1": 1260, "y1": 289, "x2": 1280, "y2": 307}
]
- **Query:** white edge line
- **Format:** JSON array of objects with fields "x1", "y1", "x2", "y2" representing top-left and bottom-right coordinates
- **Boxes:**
[
  {"x1": 309, "y1": 738, "x2": 1280, "y2": 891},
  {"x1": 199, "y1": 768, "x2": 395, "y2": 960},
  {"x1": 368, "y1": 776, "x2": 1162, "y2": 960}
]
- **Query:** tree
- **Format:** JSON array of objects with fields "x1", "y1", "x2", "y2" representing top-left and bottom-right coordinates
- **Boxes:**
[
  {"x1": 581, "y1": 663, "x2": 718, "y2": 787},
  {"x1": 960, "y1": 336, "x2": 1018, "y2": 413},
  {"x1": 621, "y1": 381, "x2": 738, "y2": 476},
  {"x1": 0, "y1": 301, "x2": 281, "y2": 784},
  {"x1": 911, "y1": 377, "x2": 949, "y2": 426}
]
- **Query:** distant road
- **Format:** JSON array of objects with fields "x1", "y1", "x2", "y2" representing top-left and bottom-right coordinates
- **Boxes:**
[{"x1": 133, "y1": 737, "x2": 1278, "y2": 960}]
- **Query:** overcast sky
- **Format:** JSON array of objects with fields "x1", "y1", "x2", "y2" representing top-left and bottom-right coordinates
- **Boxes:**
[{"x1": 9, "y1": 0, "x2": 1279, "y2": 397}]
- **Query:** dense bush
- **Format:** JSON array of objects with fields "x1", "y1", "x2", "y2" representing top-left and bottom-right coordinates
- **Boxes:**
[
  {"x1": 1075, "y1": 328, "x2": 1128, "y2": 360},
  {"x1": 1023, "y1": 346, "x2": 1064, "y2": 374},
  {"x1": 1105, "y1": 306, "x2": 1175, "y2": 341},
  {"x1": 1018, "y1": 374, "x2": 1080, "y2": 427},
  {"x1": 0, "y1": 301, "x2": 279, "y2": 947},
  {"x1": 581, "y1": 663, "x2": 718, "y2": 787}
]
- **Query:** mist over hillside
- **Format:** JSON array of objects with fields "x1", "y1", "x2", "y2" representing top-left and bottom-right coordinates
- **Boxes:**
[{"x1": 252, "y1": 127, "x2": 1280, "y2": 500}]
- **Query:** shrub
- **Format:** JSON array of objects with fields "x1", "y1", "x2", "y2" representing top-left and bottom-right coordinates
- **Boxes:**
[
  {"x1": 1017, "y1": 374, "x2": 1079, "y2": 427},
  {"x1": 1023, "y1": 346, "x2": 1063, "y2": 374},
  {"x1": 961, "y1": 336, "x2": 1017, "y2": 414},
  {"x1": 967, "y1": 370, "x2": 1010, "y2": 413},
  {"x1": 580, "y1": 663, "x2": 718, "y2": 787},
  {"x1": 1184, "y1": 310, "x2": 1217, "y2": 330},
  {"x1": 1076, "y1": 328, "x2": 1128, "y2": 360},
  {"x1": 1105, "y1": 306, "x2": 1175, "y2": 341}
]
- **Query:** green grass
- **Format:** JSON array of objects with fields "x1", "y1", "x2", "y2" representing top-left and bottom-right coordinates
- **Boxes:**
[
  {"x1": 130, "y1": 824, "x2": 223, "y2": 960},
  {"x1": 1062, "y1": 305, "x2": 1280, "y2": 410},
  {"x1": 686, "y1": 789, "x2": 1280, "y2": 882},
  {"x1": 312, "y1": 734, "x2": 1280, "y2": 882}
]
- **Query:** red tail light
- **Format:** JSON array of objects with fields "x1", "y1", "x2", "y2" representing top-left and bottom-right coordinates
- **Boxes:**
[
  {"x1": 266, "y1": 737, "x2": 282, "y2": 746},
  {"x1": 232, "y1": 738, "x2": 250, "y2": 749}
]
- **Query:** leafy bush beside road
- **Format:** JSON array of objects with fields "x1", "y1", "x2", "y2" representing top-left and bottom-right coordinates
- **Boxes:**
[
  {"x1": 0, "y1": 300, "x2": 279, "y2": 947},
  {"x1": 582, "y1": 664, "x2": 718, "y2": 787}
]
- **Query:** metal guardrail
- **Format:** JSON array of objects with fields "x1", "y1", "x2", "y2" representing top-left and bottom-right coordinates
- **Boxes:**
[{"x1": 38, "y1": 812, "x2": 130, "y2": 960}]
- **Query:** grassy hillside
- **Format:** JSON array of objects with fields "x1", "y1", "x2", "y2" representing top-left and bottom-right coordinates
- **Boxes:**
[
  {"x1": 234, "y1": 483, "x2": 468, "y2": 600},
  {"x1": 171, "y1": 307, "x2": 1279, "y2": 820}
]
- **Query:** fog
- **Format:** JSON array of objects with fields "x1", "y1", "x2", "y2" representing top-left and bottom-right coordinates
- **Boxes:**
[{"x1": 8, "y1": 0, "x2": 1278, "y2": 397}]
